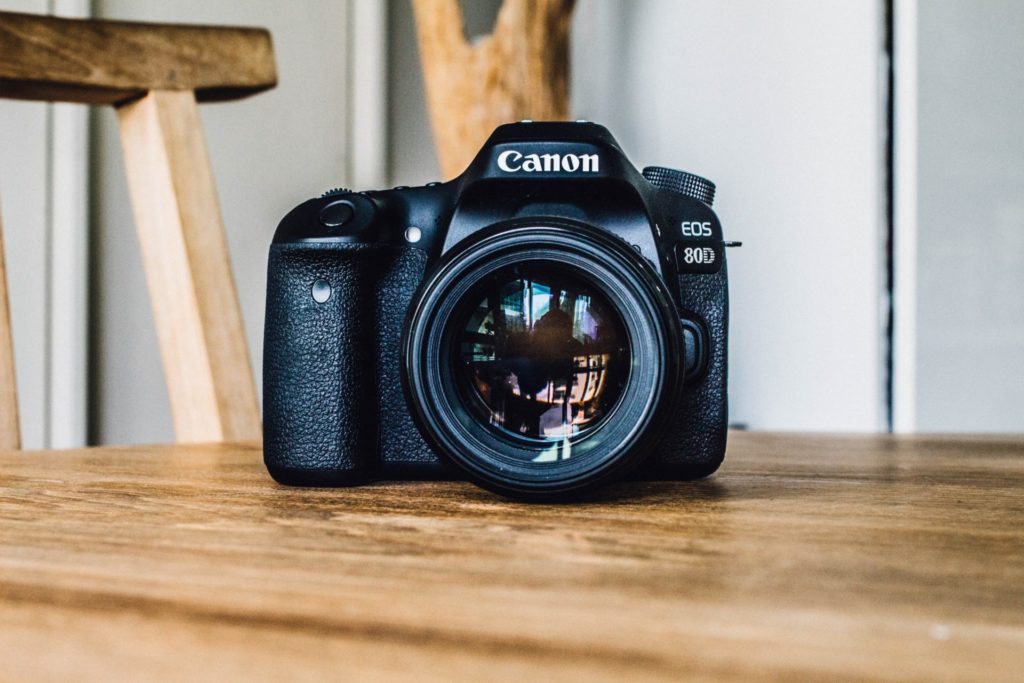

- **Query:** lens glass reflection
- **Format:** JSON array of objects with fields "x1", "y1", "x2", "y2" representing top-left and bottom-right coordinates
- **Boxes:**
[{"x1": 453, "y1": 263, "x2": 630, "y2": 451}]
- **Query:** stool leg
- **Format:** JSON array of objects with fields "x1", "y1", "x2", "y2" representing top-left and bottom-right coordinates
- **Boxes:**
[
  {"x1": 0, "y1": 203, "x2": 20, "y2": 451},
  {"x1": 116, "y1": 89, "x2": 261, "y2": 444}
]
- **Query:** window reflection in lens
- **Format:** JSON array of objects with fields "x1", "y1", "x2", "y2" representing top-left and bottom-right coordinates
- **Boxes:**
[{"x1": 455, "y1": 264, "x2": 630, "y2": 445}]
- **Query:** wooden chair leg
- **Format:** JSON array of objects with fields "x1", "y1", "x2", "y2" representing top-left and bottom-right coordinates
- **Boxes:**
[
  {"x1": 0, "y1": 205, "x2": 20, "y2": 450},
  {"x1": 116, "y1": 89, "x2": 261, "y2": 444}
]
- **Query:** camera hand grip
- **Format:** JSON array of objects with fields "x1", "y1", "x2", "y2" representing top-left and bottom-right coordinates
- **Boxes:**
[{"x1": 263, "y1": 244, "x2": 380, "y2": 484}]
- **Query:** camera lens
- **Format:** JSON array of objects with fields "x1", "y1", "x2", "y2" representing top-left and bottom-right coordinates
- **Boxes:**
[
  {"x1": 452, "y1": 262, "x2": 630, "y2": 446},
  {"x1": 403, "y1": 221, "x2": 683, "y2": 499}
]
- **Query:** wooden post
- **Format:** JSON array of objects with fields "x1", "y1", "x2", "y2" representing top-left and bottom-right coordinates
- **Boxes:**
[
  {"x1": 0, "y1": 205, "x2": 20, "y2": 450},
  {"x1": 116, "y1": 90, "x2": 261, "y2": 443},
  {"x1": 412, "y1": 0, "x2": 576, "y2": 179}
]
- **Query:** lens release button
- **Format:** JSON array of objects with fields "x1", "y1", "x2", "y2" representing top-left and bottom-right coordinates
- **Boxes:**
[
  {"x1": 681, "y1": 319, "x2": 707, "y2": 380},
  {"x1": 319, "y1": 200, "x2": 354, "y2": 228}
]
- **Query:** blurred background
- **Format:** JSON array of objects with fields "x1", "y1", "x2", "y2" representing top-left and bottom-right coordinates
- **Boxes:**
[{"x1": 0, "y1": 0, "x2": 1021, "y2": 449}]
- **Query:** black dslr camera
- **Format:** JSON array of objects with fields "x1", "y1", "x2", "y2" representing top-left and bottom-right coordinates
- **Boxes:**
[{"x1": 264, "y1": 122, "x2": 733, "y2": 499}]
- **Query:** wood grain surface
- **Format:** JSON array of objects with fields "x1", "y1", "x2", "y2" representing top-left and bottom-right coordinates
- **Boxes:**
[
  {"x1": 0, "y1": 10, "x2": 276, "y2": 105},
  {"x1": 1, "y1": 432, "x2": 1022, "y2": 681},
  {"x1": 413, "y1": 0, "x2": 575, "y2": 178},
  {"x1": 116, "y1": 90, "x2": 262, "y2": 444}
]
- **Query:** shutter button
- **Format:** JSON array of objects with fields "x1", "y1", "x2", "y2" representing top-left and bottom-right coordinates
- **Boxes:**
[{"x1": 319, "y1": 200, "x2": 354, "y2": 228}]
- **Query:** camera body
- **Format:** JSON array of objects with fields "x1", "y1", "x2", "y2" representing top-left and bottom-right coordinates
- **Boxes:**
[{"x1": 264, "y1": 121, "x2": 730, "y2": 497}]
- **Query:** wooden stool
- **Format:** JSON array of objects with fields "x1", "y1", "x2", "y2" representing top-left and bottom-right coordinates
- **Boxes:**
[{"x1": 0, "y1": 11, "x2": 276, "y2": 449}]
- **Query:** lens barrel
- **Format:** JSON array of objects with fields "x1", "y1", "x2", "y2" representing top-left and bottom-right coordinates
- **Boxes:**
[{"x1": 402, "y1": 220, "x2": 684, "y2": 499}]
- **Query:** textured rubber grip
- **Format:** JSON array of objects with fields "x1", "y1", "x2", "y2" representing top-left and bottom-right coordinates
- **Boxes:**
[
  {"x1": 643, "y1": 266, "x2": 729, "y2": 479},
  {"x1": 263, "y1": 243, "x2": 382, "y2": 484}
]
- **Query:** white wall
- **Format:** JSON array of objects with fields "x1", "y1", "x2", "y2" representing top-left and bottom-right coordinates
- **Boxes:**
[
  {"x1": 573, "y1": 0, "x2": 887, "y2": 431},
  {"x1": 907, "y1": 0, "x2": 1024, "y2": 432},
  {"x1": 390, "y1": 0, "x2": 888, "y2": 432},
  {"x1": 90, "y1": 0, "x2": 370, "y2": 443},
  {"x1": 0, "y1": 0, "x2": 48, "y2": 446},
  {"x1": 0, "y1": 0, "x2": 88, "y2": 449}
]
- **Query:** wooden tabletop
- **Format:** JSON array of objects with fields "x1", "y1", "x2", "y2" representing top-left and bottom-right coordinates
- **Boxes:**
[{"x1": 1, "y1": 433, "x2": 1022, "y2": 681}]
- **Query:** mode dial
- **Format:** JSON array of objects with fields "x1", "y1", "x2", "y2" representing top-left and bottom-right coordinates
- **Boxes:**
[{"x1": 642, "y1": 167, "x2": 716, "y2": 206}]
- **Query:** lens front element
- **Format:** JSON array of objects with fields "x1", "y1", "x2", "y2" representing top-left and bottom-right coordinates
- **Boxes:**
[
  {"x1": 403, "y1": 222, "x2": 684, "y2": 498},
  {"x1": 454, "y1": 263, "x2": 630, "y2": 450}
]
